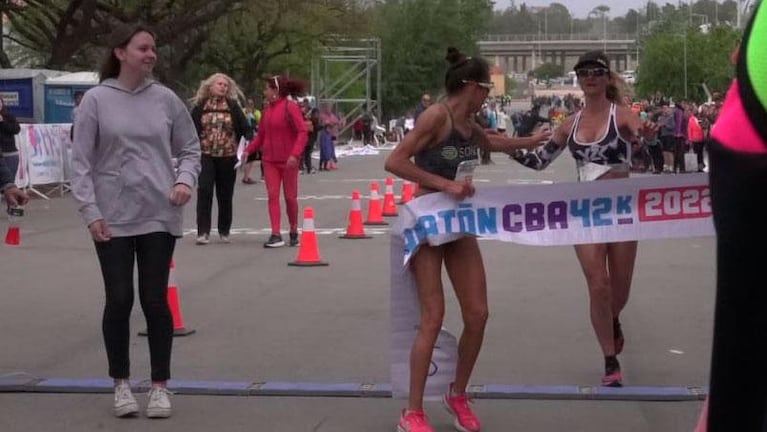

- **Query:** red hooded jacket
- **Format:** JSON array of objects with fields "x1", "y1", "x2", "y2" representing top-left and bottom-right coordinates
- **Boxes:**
[{"x1": 245, "y1": 97, "x2": 308, "y2": 163}]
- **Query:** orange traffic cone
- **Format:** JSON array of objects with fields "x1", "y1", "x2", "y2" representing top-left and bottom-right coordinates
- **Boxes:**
[
  {"x1": 364, "y1": 182, "x2": 388, "y2": 226},
  {"x1": 289, "y1": 207, "x2": 329, "y2": 266},
  {"x1": 4, "y1": 225, "x2": 20, "y2": 246},
  {"x1": 399, "y1": 181, "x2": 414, "y2": 205},
  {"x1": 139, "y1": 259, "x2": 195, "y2": 337},
  {"x1": 382, "y1": 177, "x2": 398, "y2": 217},
  {"x1": 340, "y1": 190, "x2": 372, "y2": 239}
]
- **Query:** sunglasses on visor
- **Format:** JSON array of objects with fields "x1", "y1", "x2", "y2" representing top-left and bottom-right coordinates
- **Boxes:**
[{"x1": 575, "y1": 68, "x2": 609, "y2": 78}]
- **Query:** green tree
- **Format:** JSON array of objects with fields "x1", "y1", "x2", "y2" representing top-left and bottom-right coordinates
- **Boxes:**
[
  {"x1": 637, "y1": 26, "x2": 739, "y2": 102},
  {"x1": 532, "y1": 62, "x2": 563, "y2": 81},
  {"x1": 374, "y1": 0, "x2": 493, "y2": 117},
  {"x1": 192, "y1": 0, "x2": 364, "y2": 98},
  {"x1": 3, "y1": 0, "x2": 241, "y2": 85}
]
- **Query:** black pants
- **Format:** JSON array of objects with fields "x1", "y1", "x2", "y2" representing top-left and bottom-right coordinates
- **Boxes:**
[
  {"x1": 197, "y1": 155, "x2": 237, "y2": 236},
  {"x1": 302, "y1": 139, "x2": 314, "y2": 173},
  {"x1": 673, "y1": 137, "x2": 688, "y2": 173},
  {"x1": 647, "y1": 144, "x2": 664, "y2": 173},
  {"x1": 95, "y1": 232, "x2": 176, "y2": 382},
  {"x1": 693, "y1": 140, "x2": 707, "y2": 170},
  {"x1": 708, "y1": 141, "x2": 767, "y2": 431}
]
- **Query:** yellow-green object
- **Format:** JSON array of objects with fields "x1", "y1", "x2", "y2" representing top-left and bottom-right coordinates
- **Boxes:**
[{"x1": 746, "y1": 2, "x2": 767, "y2": 110}]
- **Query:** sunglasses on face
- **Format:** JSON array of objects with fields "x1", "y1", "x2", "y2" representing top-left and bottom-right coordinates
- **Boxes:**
[
  {"x1": 462, "y1": 79, "x2": 494, "y2": 90},
  {"x1": 575, "y1": 68, "x2": 609, "y2": 78}
]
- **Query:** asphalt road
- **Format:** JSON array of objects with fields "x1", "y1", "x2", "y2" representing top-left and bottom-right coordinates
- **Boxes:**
[{"x1": 0, "y1": 147, "x2": 711, "y2": 431}]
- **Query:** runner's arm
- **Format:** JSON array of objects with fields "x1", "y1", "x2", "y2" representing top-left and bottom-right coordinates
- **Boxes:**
[{"x1": 510, "y1": 115, "x2": 574, "y2": 170}]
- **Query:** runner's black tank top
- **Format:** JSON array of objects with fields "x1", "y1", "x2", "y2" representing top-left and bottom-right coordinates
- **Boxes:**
[
  {"x1": 567, "y1": 103, "x2": 631, "y2": 166},
  {"x1": 414, "y1": 104, "x2": 479, "y2": 180}
]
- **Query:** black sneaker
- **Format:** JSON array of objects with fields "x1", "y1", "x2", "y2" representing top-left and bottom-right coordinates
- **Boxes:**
[
  {"x1": 264, "y1": 234, "x2": 285, "y2": 248},
  {"x1": 289, "y1": 232, "x2": 299, "y2": 247}
]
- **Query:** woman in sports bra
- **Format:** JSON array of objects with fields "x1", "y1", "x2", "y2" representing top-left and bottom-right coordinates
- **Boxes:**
[
  {"x1": 511, "y1": 50, "x2": 657, "y2": 388},
  {"x1": 385, "y1": 48, "x2": 551, "y2": 432}
]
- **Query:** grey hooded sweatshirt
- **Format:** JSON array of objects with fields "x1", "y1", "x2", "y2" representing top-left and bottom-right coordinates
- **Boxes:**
[{"x1": 70, "y1": 78, "x2": 201, "y2": 237}]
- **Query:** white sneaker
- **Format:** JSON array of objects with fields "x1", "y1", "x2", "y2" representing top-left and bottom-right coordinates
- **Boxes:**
[
  {"x1": 113, "y1": 383, "x2": 139, "y2": 418},
  {"x1": 146, "y1": 386, "x2": 173, "y2": 418},
  {"x1": 195, "y1": 234, "x2": 209, "y2": 245},
  {"x1": 220, "y1": 234, "x2": 231, "y2": 243}
]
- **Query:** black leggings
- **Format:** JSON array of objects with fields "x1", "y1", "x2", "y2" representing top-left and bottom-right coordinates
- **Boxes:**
[
  {"x1": 302, "y1": 139, "x2": 314, "y2": 172},
  {"x1": 197, "y1": 155, "x2": 237, "y2": 236},
  {"x1": 94, "y1": 232, "x2": 176, "y2": 382},
  {"x1": 707, "y1": 141, "x2": 767, "y2": 430}
]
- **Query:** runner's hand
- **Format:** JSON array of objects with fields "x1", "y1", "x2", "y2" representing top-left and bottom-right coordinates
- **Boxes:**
[
  {"x1": 639, "y1": 121, "x2": 659, "y2": 141},
  {"x1": 531, "y1": 128, "x2": 553, "y2": 146},
  {"x1": 444, "y1": 179, "x2": 475, "y2": 200}
]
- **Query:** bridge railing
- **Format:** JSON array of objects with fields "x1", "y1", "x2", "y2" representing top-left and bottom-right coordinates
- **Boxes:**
[{"x1": 481, "y1": 33, "x2": 635, "y2": 42}]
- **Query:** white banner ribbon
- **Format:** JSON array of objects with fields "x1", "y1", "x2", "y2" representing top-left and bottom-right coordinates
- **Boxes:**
[{"x1": 390, "y1": 173, "x2": 714, "y2": 399}]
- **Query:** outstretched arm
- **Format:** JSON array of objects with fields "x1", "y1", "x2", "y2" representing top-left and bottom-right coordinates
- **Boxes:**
[
  {"x1": 510, "y1": 115, "x2": 574, "y2": 171},
  {"x1": 477, "y1": 124, "x2": 552, "y2": 153}
]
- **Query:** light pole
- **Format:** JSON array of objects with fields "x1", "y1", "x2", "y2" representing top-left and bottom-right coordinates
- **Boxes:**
[
  {"x1": 738, "y1": 0, "x2": 753, "y2": 29},
  {"x1": 603, "y1": 13, "x2": 608, "y2": 51},
  {"x1": 683, "y1": 31, "x2": 688, "y2": 100}
]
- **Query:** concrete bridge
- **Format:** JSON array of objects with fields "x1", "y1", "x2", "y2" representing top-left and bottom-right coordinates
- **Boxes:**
[{"x1": 479, "y1": 33, "x2": 639, "y2": 74}]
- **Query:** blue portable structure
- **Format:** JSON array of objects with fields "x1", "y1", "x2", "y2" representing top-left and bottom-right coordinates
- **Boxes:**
[
  {"x1": 44, "y1": 72, "x2": 99, "y2": 123},
  {"x1": 0, "y1": 69, "x2": 66, "y2": 123}
]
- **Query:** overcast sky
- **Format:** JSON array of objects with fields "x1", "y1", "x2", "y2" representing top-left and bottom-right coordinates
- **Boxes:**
[{"x1": 493, "y1": 0, "x2": 642, "y2": 18}]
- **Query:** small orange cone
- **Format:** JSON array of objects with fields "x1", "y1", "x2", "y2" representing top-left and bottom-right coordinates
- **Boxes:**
[
  {"x1": 340, "y1": 190, "x2": 372, "y2": 239},
  {"x1": 364, "y1": 182, "x2": 388, "y2": 226},
  {"x1": 140, "y1": 260, "x2": 195, "y2": 337},
  {"x1": 382, "y1": 177, "x2": 398, "y2": 217},
  {"x1": 289, "y1": 207, "x2": 329, "y2": 267},
  {"x1": 4, "y1": 225, "x2": 20, "y2": 246},
  {"x1": 399, "y1": 181, "x2": 414, "y2": 205}
]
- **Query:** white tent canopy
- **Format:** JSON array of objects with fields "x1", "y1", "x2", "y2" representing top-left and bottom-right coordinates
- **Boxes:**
[{"x1": 45, "y1": 72, "x2": 99, "y2": 86}]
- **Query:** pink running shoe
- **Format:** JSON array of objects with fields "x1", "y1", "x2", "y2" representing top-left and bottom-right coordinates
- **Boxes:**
[
  {"x1": 602, "y1": 369, "x2": 624, "y2": 387},
  {"x1": 398, "y1": 409, "x2": 434, "y2": 432},
  {"x1": 442, "y1": 384, "x2": 481, "y2": 432}
]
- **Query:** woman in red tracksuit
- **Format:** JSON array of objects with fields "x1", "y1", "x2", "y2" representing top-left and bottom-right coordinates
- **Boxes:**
[{"x1": 245, "y1": 76, "x2": 308, "y2": 248}]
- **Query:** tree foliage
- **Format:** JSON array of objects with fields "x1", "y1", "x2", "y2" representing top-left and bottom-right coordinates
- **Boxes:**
[
  {"x1": 0, "y1": 0, "x2": 364, "y2": 99},
  {"x1": 374, "y1": 0, "x2": 493, "y2": 116},
  {"x1": 637, "y1": 26, "x2": 739, "y2": 102},
  {"x1": 3, "y1": 0, "x2": 241, "y2": 82},
  {"x1": 532, "y1": 63, "x2": 563, "y2": 81},
  {"x1": 190, "y1": 0, "x2": 367, "y2": 98}
]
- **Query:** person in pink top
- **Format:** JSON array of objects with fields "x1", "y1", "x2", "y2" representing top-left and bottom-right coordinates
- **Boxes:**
[
  {"x1": 318, "y1": 103, "x2": 341, "y2": 170},
  {"x1": 244, "y1": 76, "x2": 308, "y2": 248},
  {"x1": 686, "y1": 106, "x2": 705, "y2": 172}
]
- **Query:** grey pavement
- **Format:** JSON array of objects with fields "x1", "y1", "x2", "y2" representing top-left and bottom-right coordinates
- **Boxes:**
[{"x1": 0, "y1": 148, "x2": 713, "y2": 431}]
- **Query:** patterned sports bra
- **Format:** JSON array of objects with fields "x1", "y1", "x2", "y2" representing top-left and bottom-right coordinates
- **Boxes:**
[{"x1": 567, "y1": 103, "x2": 631, "y2": 170}]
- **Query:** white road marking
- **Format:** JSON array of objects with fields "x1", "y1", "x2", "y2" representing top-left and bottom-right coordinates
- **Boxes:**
[{"x1": 183, "y1": 227, "x2": 391, "y2": 236}]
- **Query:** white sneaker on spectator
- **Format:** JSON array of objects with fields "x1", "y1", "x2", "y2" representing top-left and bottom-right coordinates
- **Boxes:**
[
  {"x1": 146, "y1": 386, "x2": 172, "y2": 418},
  {"x1": 113, "y1": 383, "x2": 139, "y2": 418},
  {"x1": 196, "y1": 234, "x2": 209, "y2": 245}
]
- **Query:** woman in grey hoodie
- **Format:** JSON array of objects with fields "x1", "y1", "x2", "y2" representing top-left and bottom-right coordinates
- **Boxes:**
[{"x1": 70, "y1": 23, "x2": 201, "y2": 419}]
